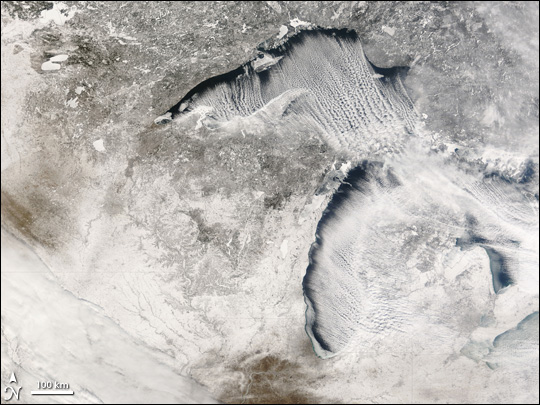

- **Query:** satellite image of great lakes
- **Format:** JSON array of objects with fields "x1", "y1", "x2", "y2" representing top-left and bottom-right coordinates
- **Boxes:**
[{"x1": 1, "y1": 1, "x2": 539, "y2": 404}]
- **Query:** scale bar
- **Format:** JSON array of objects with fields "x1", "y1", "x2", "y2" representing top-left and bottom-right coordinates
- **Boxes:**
[{"x1": 31, "y1": 390, "x2": 74, "y2": 395}]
